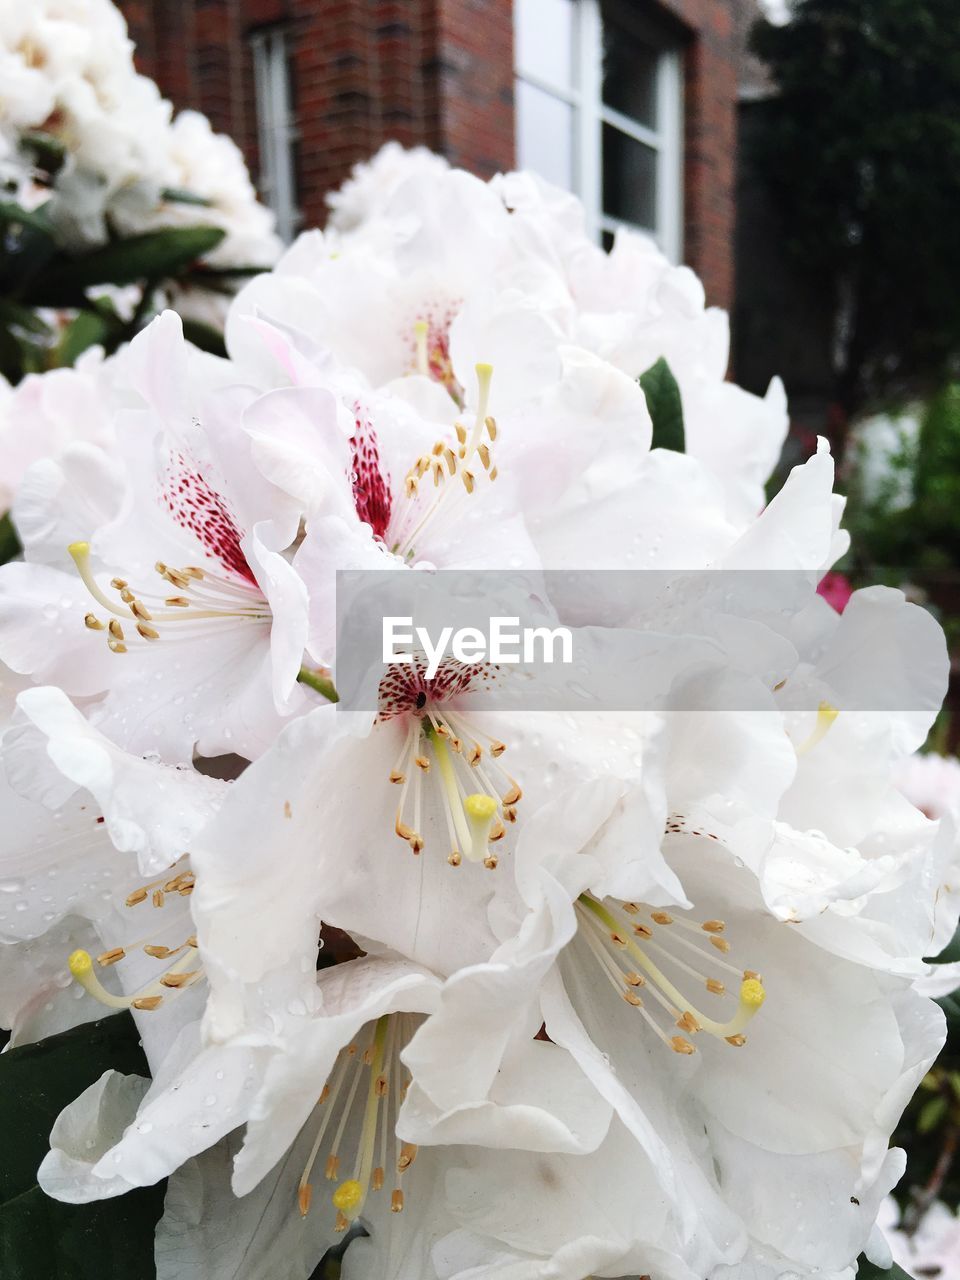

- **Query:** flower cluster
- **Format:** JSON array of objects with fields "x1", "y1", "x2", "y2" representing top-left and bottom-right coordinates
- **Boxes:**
[
  {"x1": 0, "y1": 0, "x2": 279, "y2": 264},
  {"x1": 0, "y1": 148, "x2": 957, "y2": 1280}
]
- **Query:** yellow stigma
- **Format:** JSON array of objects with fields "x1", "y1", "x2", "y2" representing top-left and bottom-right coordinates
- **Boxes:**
[
  {"x1": 797, "y1": 700, "x2": 839, "y2": 755},
  {"x1": 464, "y1": 793, "x2": 497, "y2": 822},
  {"x1": 332, "y1": 1179, "x2": 364, "y2": 1213},
  {"x1": 68, "y1": 540, "x2": 91, "y2": 563},
  {"x1": 68, "y1": 948, "x2": 93, "y2": 979},
  {"x1": 740, "y1": 977, "x2": 765, "y2": 1008},
  {"x1": 464, "y1": 791, "x2": 499, "y2": 864}
]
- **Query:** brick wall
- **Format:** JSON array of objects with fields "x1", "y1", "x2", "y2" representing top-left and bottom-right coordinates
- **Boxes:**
[
  {"x1": 119, "y1": 0, "x2": 515, "y2": 232},
  {"x1": 654, "y1": 0, "x2": 739, "y2": 311},
  {"x1": 118, "y1": 0, "x2": 739, "y2": 310}
]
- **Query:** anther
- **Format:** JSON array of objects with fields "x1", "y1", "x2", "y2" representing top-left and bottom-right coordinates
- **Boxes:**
[
  {"x1": 144, "y1": 945, "x2": 172, "y2": 959},
  {"x1": 298, "y1": 1184, "x2": 313, "y2": 1217},
  {"x1": 706, "y1": 978, "x2": 726, "y2": 995},
  {"x1": 710, "y1": 937, "x2": 731, "y2": 953},
  {"x1": 391, "y1": 1190, "x2": 404, "y2": 1214},
  {"x1": 701, "y1": 920, "x2": 725, "y2": 934},
  {"x1": 651, "y1": 911, "x2": 673, "y2": 925},
  {"x1": 131, "y1": 600, "x2": 153, "y2": 621},
  {"x1": 676, "y1": 1011, "x2": 700, "y2": 1034},
  {"x1": 126, "y1": 888, "x2": 148, "y2": 907},
  {"x1": 325, "y1": 1154, "x2": 340, "y2": 1180},
  {"x1": 671, "y1": 1036, "x2": 696, "y2": 1055},
  {"x1": 107, "y1": 639, "x2": 127, "y2": 654},
  {"x1": 414, "y1": 756, "x2": 431, "y2": 772},
  {"x1": 97, "y1": 948, "x2": 125, "y2": 967},
  {"x1": 389, "y1": 770, "x2": 406, "y2": 785},
  {"x1": 397, "y1": 1144, "x2": 417, "y2": 1171},
  {"x1": 132, "y1": 995, "x2": 163, "y2": 1011},
  {"x1": 110, "y1": 578, "x2": 128, "y2": 590},
  {"x1": 726, "y1": 1034, "x2": 747, "y2": 1047},
  {"x1": 622, "y1": 989, "x2": 643, "y2": 1007},
  {"x1": 84, "y1": 613, "x2": 105, "y2": 631},
  {"x1": 461, "y1": 470, "x2": 475, "y2": 494},
  {"x1": 152, "y1": 889, "x2": 164, "y2": 908},
  {"x1": 137, "y1": 623, "x2": 160, "y2": 640},
  {"x1": 485, "y1": 416, "x2": 497, "y2": 440}
]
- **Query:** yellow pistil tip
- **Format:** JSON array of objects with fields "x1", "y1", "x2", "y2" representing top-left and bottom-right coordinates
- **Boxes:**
[
  {"x1": 68, "y1": 541, "x2": 90, "y2": 562},
  {"x1": 818, "y1": 700, "x2": 839, "y2": 725},
  {"x1": 68, "y1": 949, "x2": 93, "y2": 979},
  {"x1": 475, "y1": 361, "x2": 493, "y2": 379},
  {"x1": 464, "y1": 793, "x2": 498, "y2": 821},
  {"x1": 332, "y1": 1178, "x2": 364, "y2": 1214},
  {"x1": 740, "y1": 977, "x2": 765, "y2": 1008},
  {"x1": 413, "y1": 319, "x2": 428, "y2": 335}
]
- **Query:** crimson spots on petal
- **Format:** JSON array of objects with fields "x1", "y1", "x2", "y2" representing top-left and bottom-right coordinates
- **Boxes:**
[
  {"x1": 350, "y1": 406, "x2": 392, "y2": 541},
  {"x1": 377, "y1": 655, "x2": 497, "y2": 721},
  {"x1": 161, "y1": 452, "x2": 256, "y2": 584}
]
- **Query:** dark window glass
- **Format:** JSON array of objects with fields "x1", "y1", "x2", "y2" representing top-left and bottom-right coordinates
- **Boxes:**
[
  {"x1": 602, "y1": 125, "x2": 656, "y2": 229},
  {"x1": 601, "y1": 6, "x2": 659, "y2": 127}
]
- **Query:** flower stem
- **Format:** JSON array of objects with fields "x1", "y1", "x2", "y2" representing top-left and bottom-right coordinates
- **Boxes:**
[{"x1": 297, "y1": 666, "x2": 339, "y2": 703}]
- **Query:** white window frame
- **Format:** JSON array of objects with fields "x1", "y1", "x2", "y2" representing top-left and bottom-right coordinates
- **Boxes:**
[
  {"x1": 514, "y1": 0, "x2": 683, "y2": 260},
  {"x1": 251, "y1": 28, "x2": 300, "y2": 244}
]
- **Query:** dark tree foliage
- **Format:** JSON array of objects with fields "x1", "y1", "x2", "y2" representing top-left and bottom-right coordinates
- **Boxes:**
[{"x1": 750, "y1": 0, "x2": 960, "y2": 429}]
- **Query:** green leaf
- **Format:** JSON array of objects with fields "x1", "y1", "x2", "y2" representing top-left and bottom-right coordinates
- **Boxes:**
[
  {"x1": 180, "y1": 319, "x2": 228, "y2": 359},
  {"x1": 160, "y1": 186, "x2": 213, "y2": 208},
  {"x1": 0, "y1": 513, "x2": 21, "y2": 565},
  {"x1": 639, "y1": 357, "x2": 685, "y2": 453},
  {"x1": 0, "y1": 1014, "x2": 164, "y2": 1280},
  {"x1": 55, "y1": 310, "x2": 113, "y2": 367},
  {"x1": 927, "y1": 921, "x2": 960, "y2": 965},
  {"x1": 857, "y1": 1256, "x2": 916, "y2": 1280},
  {"x1": 938, "y1": 991, "x2": 960, "y2": 1030},
  {"x1": 25, "y1": 225, "x2": 227, "y2": 304},
  {"x1": 0, "y1": 202, "x2": 54, "y2": 236},
  {"x1": 918, "y1": 1094, "x2": 949, "y2": 1133}
]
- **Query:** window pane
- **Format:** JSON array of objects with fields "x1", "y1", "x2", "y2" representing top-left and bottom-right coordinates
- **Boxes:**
[
  {"x1": 600, "y1": 3, "x2": 659, "y2": 127},
  {"x1": 514, "y1": 0, "x2": 576, "y2": 91},
  {"x1": 602, "y1": 124, "x2": 656, "y2": 229},
  {"x1": 516, "y1": 79, "x2": 575, "y2": 190}
]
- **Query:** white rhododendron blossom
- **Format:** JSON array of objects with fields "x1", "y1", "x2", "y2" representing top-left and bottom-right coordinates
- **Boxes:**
[
  {"x1": 0, "y1": 144, "x2": 956, "y2": 1280},
  {"x1": 0, "y1": 0, "x2": 279, "y2": 266}
]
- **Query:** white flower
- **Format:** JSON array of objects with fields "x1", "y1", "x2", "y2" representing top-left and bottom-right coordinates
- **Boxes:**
[
  {"x1": 0, "y1": 685, "x2": 223, "y2": 1061},
  {"x1": 325, "y1": 141, "x2": 451, "y2": 234},
  {"x1": 896, "y1": 751, "x2": 960, "y2": 822},
  {"x1": 880, "y1": 1196, "x2": 960, "y2": 1280},
  {"x1": 0, "y1": 313, "x2": 310, "y2": 761}
]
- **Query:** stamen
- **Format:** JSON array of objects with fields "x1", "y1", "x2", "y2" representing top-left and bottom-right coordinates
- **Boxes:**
[{"x1": 577, "y1": 895, "x2": 767, "y2": 1050}]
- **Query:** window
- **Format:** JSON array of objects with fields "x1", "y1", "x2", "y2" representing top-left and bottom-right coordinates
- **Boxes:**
[
  {"x1": 514, "y1": 0, "x2": 683, "y2": 259},
  {"x1": 251, "y1": 29, "x2": 300, "y2": 243}
]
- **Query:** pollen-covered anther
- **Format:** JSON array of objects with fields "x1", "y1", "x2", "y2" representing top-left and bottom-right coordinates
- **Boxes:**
[
  {"x1": 97, "y1": 948, "x2": 125, "y2": 967},
  {"x1": 132, "y1": 995, "x2": 163, "y2": 1011},
  {"x1": 461, "y1": 469, "x2": 475, "y2": 494},
  {"x1": 391, "y1": 1190, "x2": 404, "y2": 1214},
  {"x1": 701, "y1": 920, "x2": 725, "y2": 934},
  {"x1": 397, "y1": 1144, "x2": 417, "y2": 1171},
  {"x1": 483, "y1": 855, "x2": 498, "y2": 870},
  {"x1": 622, "y1": 989, "x2": 643, "y2": 1007},
  {"x1": 710, "y1": 936, "x2": 731, "y2": 953},
  {"x1": 676, "y1": 1011, "x2": 701, "y2": 1034},
  {"x1": 126, "y1": 888, "x2": 148, "y2": 907},
  {"x1": 84, "y1": 613, "x2": 105, "y2": 631},
  {"x1": 706, "y1": 978, "x2": 726, "y2": 995},
  {"x1": 389, "y1": 770, "x2": 406, "y2": 785},
  {"x1": 671, "y1": 1036, "x2": 696, "y2": 1055},
  {"x1": 298, "y1": 1184, "x2": 313, "y2": 1217},
  {"x1": 137, "y1": 623, "x2": 160, "y2": 641},
  {"x1": 651, "y1": 911, "x2": 673, "y2": 925},
  {"x1": 160, "y1": 970, "x2": 198, "y2": 989},
  {"x1": 414, "y1": 756, "x2": 430, "y2": 772},
  {"x1": 726, "y1": 1034, "x2": 747, "y2": 1046},
  {"x1": 447, "y1": 852, "x2": 462, "y2": 867}
]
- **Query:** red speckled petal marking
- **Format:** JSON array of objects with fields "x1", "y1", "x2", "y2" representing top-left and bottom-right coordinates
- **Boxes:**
[
  {"x1": 161, "y1": 451, "x2": 256, "y2": 584},
  {"x1": 377, "y1": 654, "x2": 499, "y2": 720},
  {"x1": 350, "y1": 404, "x2": 392, "y2": 541}
]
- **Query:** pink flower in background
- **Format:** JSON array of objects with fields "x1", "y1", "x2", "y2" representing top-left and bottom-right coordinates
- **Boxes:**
[
  {"x1": 896, "y1": 752, "x2": 960, "y2": 821},
  {"x1": 818, "y1": 570, "x2": 854, "y2": 613}
]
